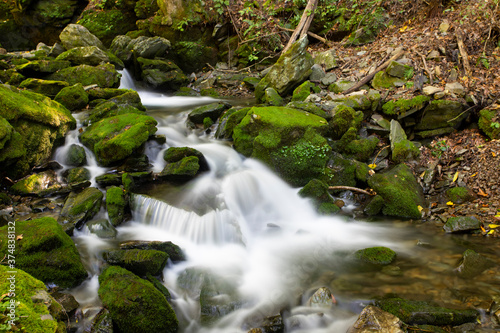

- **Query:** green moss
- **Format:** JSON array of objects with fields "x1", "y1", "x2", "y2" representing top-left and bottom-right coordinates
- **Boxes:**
[
  {"x1": 372, "y1": 71, "x2": 405, "y2": 90},
  {"x1": 187, "y1": 102, "x2": 230, "y2": 124},
  {"x1": 16, "y1": 60, "x2": 71, "y2": 76},
  {"x1": 58, "y1": 187, "x2": 103, "y2": 233},
  {"x1": 478, "y1": 109, "x2": 500, "y2": 140},
  {"x1": 354, "y1": 246, "x2": 396, "y2": 265},
  {"x1": 103, "y1": 249, "x2": 169, "y2": 276},
  {"x1": 98, "y1": 265, "x2": 178, "y2": 333},
  {"x1": 392, "y1": 139, "x2": 420, "y2": 163},
  {"x1": 329, "y1": 105, "x2": 363, "y2": 139},
  {"x1": 159, "y1": 156, "x2": 200, "y2": 179},
  {"x1": 78, "y1": 9, "x2": 137, "y2": 47},
  {"x1": 106, "y1": 186, "x2": 127, "y2": 226},
  {"x1": 375, "y1": 298, "x2": 478, "y2": 326},
  {"x1": 80, "y1": 113, "x2": 157, "y2": 166},
  {"x1": 66, "y1": 167, "x2": 91, "y2": 183},
  {"x1": 343, "y1": 135, "x2": 379, "y2": 162},
  {"x1": 87, "y1": 88, "x2": 133, "y2": 100},
  {"x1": 286, "y1": 101, "x2": 328, "y2": 119},
  {"x1": 382, "y1": 96, "x2": 429, "y2": 117},
  {"x1": 367, "y1": 163, "x2": 425, "y2": 219},
  {"x1": 215, "y1": 107, "x2": 250, "y2": 140},
  {"x1": 0, "y1": 116, "x2": 13, "y2": 150},
  {"x1": 122, "y1": 173, "x2": 134, "y2": 192},
  {"x1": 363, "y1": 194, "x2": 385, "y2": 216},
  {"x1": 0, "y1": 217, "x2": 87, "y2": 288},
  {"x1": 292, "y1": 81, "x2": 319, "y2": 102},
  {"x1": 446, "y1": 187, "x2": 474, "y2": 204},
  {"x1": 10, "y1": 171, "x2": 62, "y2": 196},
  {"x1": 0, "y1": 266, "x2": 60, "y2": 332},
  {"x1": 47, "y1": 64, "x2": 121, "y2": 88},
  {"x1": 54, "y1": 83, "x2": 89, "y2": 111},
  {"x1": 264, "y1": 87, "x2": 283, "y2": 106},
  {"x1": 299, "y1": 179, "x2": 339, "y2": 214},
  {"x1": 164, "y1": 147, "x2": 206, "y2": 165}
]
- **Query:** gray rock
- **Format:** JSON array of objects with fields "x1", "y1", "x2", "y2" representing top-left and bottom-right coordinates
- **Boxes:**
[
  {"x1": 127, "y1": 36, "x2": 171, "y2": 59},
  {"x1": 309, "y1": 64, "x2": 326, "y2": 81},
  {"x1": 445, "y1": 81, "x2": 465, "y2": 97},
  {"x1": 423, "y1": 86, "x2": 443, "y2": 95},
  {"x1": 86, "y1": 219, "x2": 117, "y2": 239},
  {"x1": 314, "y1": 49, "x2": 337, "y2": 71},
  {"x1": 415, "y1": 100, "x2": 465, "y2": 131},
  {"x1": 320, "y1": 72, "x2": 337, "y2": 86},
  {"x1": 306, "y1": 287, "x2": 334, "y2": 307},
  {"x1": 386, "y1": 61, "x2": 412, "y2": 79},
  {"x1": 443, "y1": 216, "x2": 481, "y2": 233},
  {"x1": 56, "y1": 46, "x2": 110, "y2": 66},
  {"x1": 264, "y1": 87, "x2": 283, "y2": 106},
  {"x1": 59, "y1": 24, "x2": 105, "y2": 50}
]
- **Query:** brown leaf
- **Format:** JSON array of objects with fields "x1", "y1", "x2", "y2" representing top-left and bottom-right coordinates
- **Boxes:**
[{"x1": 477, "y1": 188, "x2": 489, "y2": 197}]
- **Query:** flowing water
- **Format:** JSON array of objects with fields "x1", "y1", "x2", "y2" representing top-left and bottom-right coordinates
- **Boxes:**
[{"x1": 65, "y1": 70, "x2": 500, "y2": 332}]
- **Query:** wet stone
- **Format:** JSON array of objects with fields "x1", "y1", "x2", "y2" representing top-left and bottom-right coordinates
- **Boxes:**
[
  {"x1": 306, "y1": 287, "x2": 334, "y2": 308},
  {"x1": 454, "y1": 249, "x2": 495, "y2": 279},
  {"x1": 443, "y1": 216, "x2": 481, "y2": 233}
]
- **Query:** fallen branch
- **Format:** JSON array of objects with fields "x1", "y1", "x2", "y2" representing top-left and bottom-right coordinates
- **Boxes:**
[
  {"x1": 415, "y1": 50, "x2": 433, "y2": 84},
  {"x1": 343, "y1": 48, "x2": 405, "y2": 94},
  {"x1": 282, "y1": 0, "x2": 319, "y2": 54},
  {"x1": 278, "y1": 26, "x2": 333, "y2": 47},
  {"x1": 456, "y1": 29, "x2": 471, "y2": 76},
  {"x1": 328, "y1": 186, "x2": 375, "y2": 196}
]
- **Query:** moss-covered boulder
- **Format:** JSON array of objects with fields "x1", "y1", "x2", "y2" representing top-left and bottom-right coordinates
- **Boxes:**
[
  {"x1": 56, "y1": 46, "x2": 111, "y2": 66},
  {"x1": 16, "y1": 60, "x2": 72, "y2": 77},
  {"x1": 367, "y1": 164, "x2": 425, "y2": 219},
  {"x1": 354, "y1": 246, "x2": 396, "y2": 266},
  {"x1": 87, "y1": 87, "x2": 132, "y2": 100},
  {"x1": 292, "y1": 81, "x2": 320, "y2": 102},
  {"x1": 10, "y1": 170, "x2": 63, "y2": 196},
  {"x1": 120, "y1": 240, "x2": 185, "y2": 262},
  {"x1": 65, "y1": 167, "x2": 91, "y2": 184},
  {"x1": 363, "y1": 194, "x2": 385, "y2": 216},
  {"x1": 170, "y1": 41, "x2": 218, "y2": 74},
  {"x1": 0, "y1": 217, "x2": 87, "y2": 288},
  {"x1": 64, "y1": 144, "x2": 87, "y2": 166},
  {"x1": 47, "y1": 63, "x2": 121, "y2": 88},
  {"x1": 255, "y1": 35, "x2": 313, "y2": 102},
  {"x1": 59, "y1": 24, "x2": 105, "y2": 50},
  {"x1": 478, "y1": 108, "x2": 500, "y2": 140},
  {"x1": 102, "y1": 249, "x2": 169, "y2": 276},
  {"x1": 0, "y1": 84, "x2": 76, "y2": 179},
  {"x1": 19, "y1": 78, "x2": 69, "y2": 97},
  {"x1": 382, "y1": 95, "x2": 429, "y2": 118},
  {"x1": 443, "y1": 216, "x2": 481, "y2": 233},
  {"x1": 0, "y1": 266, "x2": 67, "y2": 332},
  {"x1": 187, "y1": 102, "x2": 231, "y2": 124},
  {"x1": 136, "y1": 57, "x2": 188, "y2": 91},
  {"x1": 342, "y1": 135, "x2": 380, "y2": 162},
  {"x1": 54, "y1": 83, "x2": 89, "y2": 111},
  {"x1": 375, "y1": 298, "x2": 478, "y2": 326},
  {"x1": 329, "y1": 105, "x2": 363, "y2": 139},
  {"x1": 80, "y1": 113, "x2": 157, "y2": 166},
  {"x1": 106, "y1": 186, "x2": 128, "y2": 227},
  {"x1": 298, "y1": 179, "x2": 340, "y2": 215},
  {"x1": 446, "y1": 186, "x2": 475, "y2": 204},
  {"x1": 159, "y1": 156, "x2": 201, "y2": 181},
  {"x1": 215, "y1": 107, "x2": 250, "y2": 140},
  {"x1": 314, "y1": 49, "x2": 337, "y2": 71},
  {"x1": 232, "y1": 106, "x2": 330, "y2": 186},
  {"x1": 286, "y1": 101, "x2": 328, "y2": 119},
  {"x1": 329, "y1": 92, "x2": 372, "y2": 112},
  {"x1": 58, "y1": 187, "x2": 104, "y2": 234},
  {"x1": 88, "y1": 91, "x2": 146, "y2": 123},
  {"x1": 263, "y1": 87, "x2": 284, "y2": 106},
  {"x1": 98, "y1": 265, "x2": 178, "y2": 333},
  {"x1": 414, "y1": 100, "x2": 465, "y2": 137}
]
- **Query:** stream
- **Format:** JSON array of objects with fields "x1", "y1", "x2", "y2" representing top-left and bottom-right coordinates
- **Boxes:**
[{"x1": 55, "y1": 70, "x2": 500, "y2": 332}]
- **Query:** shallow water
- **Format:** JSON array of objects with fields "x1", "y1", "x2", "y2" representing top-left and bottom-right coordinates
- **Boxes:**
[{"x1": 67, "y1": 71, "x2": 500, "y2": 332}]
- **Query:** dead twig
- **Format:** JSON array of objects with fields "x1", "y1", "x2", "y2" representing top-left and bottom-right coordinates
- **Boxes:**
[
  {"x1": 456, "y1": 29, "x2": 471, "y2": 76},
  {"x1": 278, "y1": 26, "x2": 333, "y2": 47},
  {"x1": 328, "y1": 186, "x2": 375, "y2": 196},
  {"x1": 343, "y1": 48, "x2": 405, "y2": 94},
  {"x1": 415, "y1": 50, "x2": 433, "y2": 84}
]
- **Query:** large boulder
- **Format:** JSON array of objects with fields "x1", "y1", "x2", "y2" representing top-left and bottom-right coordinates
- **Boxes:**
[
  {"x1": 88, "y1": 90, "x2": 146, "y2": 123},
  {"x1": 54, "y1": 83, "x2": 89, "y2": 111},
  {"x1": 255, "y1": 35, "x2": 313, "y2": 102},
  {"x1": 232, "y1": 106, "x2": 330, "y2": 186},
  {"x1": 0, "y1": 217, "x2": 88, "y2": 288},
  {"x1": 80, "y1": 113, "x2": 158, "y2": 166},
  {"x1": 0, "y1": 265, "x2": 68, "y2": 332},
  {"x1": 367, "y1": 163, "x2": 425, "y2": 219},
  {"x1": 19, "y1": 78, "x2": 69, "y2": 97},
  {"x1": 47, "y1": 63, "x2": 121, "y2": 88},
  {"x1": 58, "y1": 187, "x2": 104, "y2": 234},
  {"x1": 98, "y1": 265, "x2": 179, "y2": 333},
  {"x1": 111, "y1": 36, "x2": 171, "y2": 63},
  {"x1": 59, "y1": 24, "x2": 105, "y2": 50},
  {"x1": 56, "y1": 46, "x2": 111, "y2": 66},
  {"x1": 136, "y1": 57, "x2": 188, "y2": 91},
  {"x1": 0, "y1": 84, "x2": 76, "y2": 179}
]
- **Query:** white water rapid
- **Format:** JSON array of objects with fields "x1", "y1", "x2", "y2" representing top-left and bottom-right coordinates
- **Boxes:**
[{"x1": 71, "y1": 70, "x2": 409, "y2": 333}]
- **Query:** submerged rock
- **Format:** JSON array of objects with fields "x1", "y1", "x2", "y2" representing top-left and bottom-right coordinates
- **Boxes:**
[
  {"x1": 98, "y1": 265, "x2": 178, "y2": 333},
  {"x1": 86, "y1": 219, "x2": 117, "y2": 239},
  {"x1": 354, "y1": 246, "x2": 397, "y2": 266},
  {"x1": 0, "y1": 217, "x2": 87, "y2": 288},
  {"x1": 298, "y1": 179, "x2": 340, "y2": 215},
  {"x1": 188, "y1": 102, "x2": 231, "y2": 124},
  {"x1": 454, "y1": 249, "x2": 495, "y2": 279},
  {"x1": 375, "y1": 298, "x2": 478, "y2": 326}
]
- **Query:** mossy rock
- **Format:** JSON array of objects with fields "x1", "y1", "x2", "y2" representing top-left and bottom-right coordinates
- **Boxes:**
[
  {"x1": 136, "y1": 57, "x2": 188, "y2": 91},
  {"x1": 88, "y1": 100, "x2": 144, "y2": 124},
  {"x1": 443, "y1": 216, "x2": 481, "y2": 233},
  {"x1": 87, "y1": 87, "x2": 133, "y2": 100},
  {"x1": 163, "y1": 147, "x2": 209, "y2": 170},
  {"x1": 187, "y1": 102, "x2": 231, "y2": 124},
  {"x1": 0, "y1": 217, "x2": 88, "y2": 288},
  {"x1": 159, "y1": 156, "x2": 201, "y2": 181},
  {"x1": 375, "y1": 297, "x2": 478, "y2": 326},
  {"x1": 367, "y1": 163, "x2": 425, "y2": 219},
  {"x1": 96, "y1": 173, "x2": 123, "y2": 186},
  {"x1": 343, "y1": 135, "x2": 379, "y2": 162},
  {"x1": 478, "y1": 109, "x2": 500, "y2": 140},
  {"x1": 233, "y1": 106, "x2": 330, "y2": 186},
  {"x1": 322, "y1": 151, "x2": 369, "y2": 189},
  {"x1": 56, "y1": 46, "x2": 123, "y2": 68},
  {"x1": 382, "y1": 95, "x2": 429, "y2": 118},
  {"x1": 64, "y1": 144, "x2": 87, "y2": 166},
  {"x1": 54, "y1": 83, "x2": 89, "y2": 111},
  {"x1": 329, "y1": 92, "x2": 372, "y2": 112},
  {"x1": 170, "y1": 40, "x2": 218, "y2": 74},
  {"x1": 78, "y1": 9, "x2": 137, "y2": 47},
  {"x1": 454, "y1": 249, "x2": 495, "y2": 279},
  {"x1": 106, "y1": 186, "x2": 128, "y2": 227},
  {"x1": 372, "y1": 71, "x2": 405, "y2": 90},
  {"x1": 16, "y1": 60, "x2": 72, "y2": 77},
  {"x1": 86, "y1": 219, "x2": 117, "y2": 239},
  {"x1": 98, "y1": 265, "x2": 179, "y2": 333},
  {"x1": 65, "y1": 167, "x2": 91, "y2": 184},
  {"x1": 414, "y1": 100, "x2": 465, "y2": 131},
  {"x1": 329, "y1": 105, "x2": 363, "y2": 139},
  {"x1": 215, "y1": 107, "x2": 250, "y2": 140},
  {"x1": 328, "y1": 80, "x2": 357, "y2": 94},
  {"x1": 392, "y1": 139, "x2": 420, "y2": 163},
  {"x1": 102, "y1": 249, "x2": 169, "y2": 276},
  {"x1": 19, "y1": 78, "x2": 69, "y2": 97},
  {"x1": 354, "y1": 246, "x2": 396, "y2": 265},
  {"x1": 363, "y1": 194, "x2": 385, "y2": 216},
  {"x1": 286, "y1": 101, "x2": 328, "y2": 119},
  {"x1": 264, "y1": 87, "x2": 284, "y2": 106},
  {"x1": 292, "y1": 81, "x2": 320, "y2": 102},
  {"x1": 298, "y1": 179, "x2": 339, "y2": 215},
  {"x1": 47, "y1": 64, "x2": 121, "y2": 88},
  {"x1": 80, "y1": 113, "x2": 157, "y2": 166},
  {"x1": 120, "y1": 240, "x2": 185, "y2": 262},
  {"x1": 386, "y1": 61, "x2": 413, "y2": 79},
  {"x1": 0, "y1": 266, "x2": 65, "y2": 332},
  {"x1": 58, "y1": 187, "x2": 104, "y2": 234},
  {"x1": 446, "y1": 186, "x2": 475, "y2": 204},
  {"x1": 11, "y1": 170, "x2": 63, "y2": 196}
]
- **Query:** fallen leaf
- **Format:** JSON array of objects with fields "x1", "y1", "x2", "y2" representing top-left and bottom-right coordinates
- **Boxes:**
[
  {"x1": 446, "y1": 201, "x2": 454, "y2": 206},
  {"x1": 488, "y1": 224, "x2": 500, "y2": 229},
  {"x1": 16, "y1": 234, "x2": 23, "y2": 241},
  {"x1": 492, "y1": 152, "x2": 497, "y2": 157},
  {"x1": 452, "y1": 171, "x2": 459, "y2": 182},
  {"x1": 477, "y1": 188, "x2": 489, "y2": 197},
  {"x1": 471, "y1": 173, "x2": 477, "y2": 177},
  {"x1": 481, "y1": 225, "x2": 486, "y2": 232},
  {"x1": 417, "y1": 205, "x2": 423, "y2": 212},
  {"x1": 488, "y1": 230, "x2": 495, "y2": 235},
  {"x1": 368, "y1": 163, "x2": 377, "y2": 169}
]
